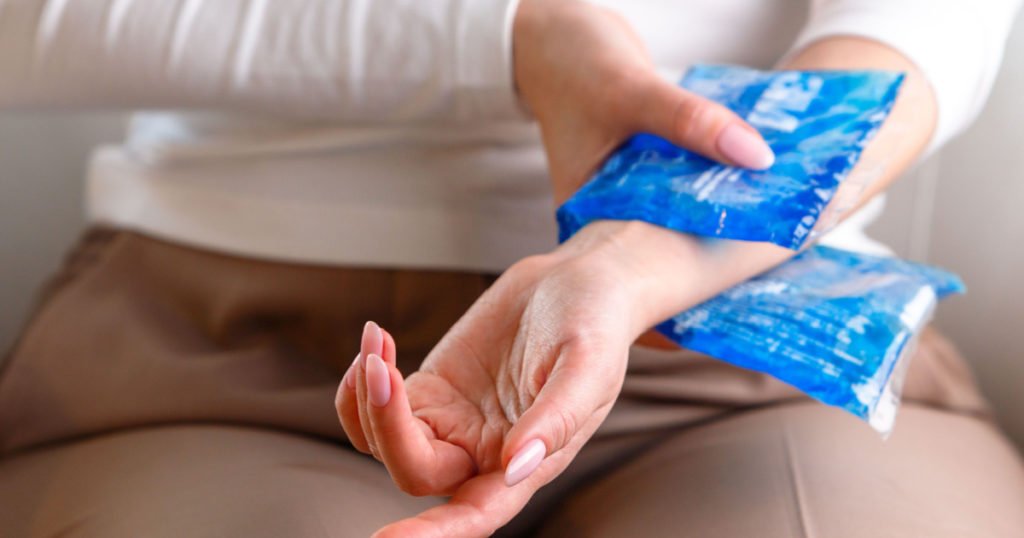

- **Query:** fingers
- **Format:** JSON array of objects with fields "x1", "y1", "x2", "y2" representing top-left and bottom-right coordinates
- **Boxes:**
[
  {"x1": 372, "y1": 471, "x2": 534, "y2": 538},
  {"x1": 374, "y1": 432, "x2": 588, "y2": 538},
  {"x1": 500, "y1": 345, "x2": 623, "y2": 487},
  {"x1": 380, "y1": 327, "x2": 397, "y2": 364},
  {"x1": 635, "y1": 78, "x2": 775, "y2": 170},
  {"x1": 365, "y1": 352, "x2": 477, "y2": 496},
  {"x1": 336, "y1": 353, "x2": 371, "y2": 453},
  {"x1": 356, "y1": 321, "x2": 385, "y2": 458},
  {"x1": 337, "y1": 322, "x2": 392, "y2": 455},
  {"x1": 341, "y1": 320, "x2": 476, "y2": 496}
]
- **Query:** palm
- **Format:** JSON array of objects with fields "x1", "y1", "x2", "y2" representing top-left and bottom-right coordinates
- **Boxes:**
[
  {"x1": 338, "y1": 249, "x2": 638, "y2": 537},
  {"x1": 409, "y1": 254, "x2": 630, "y2": 477},
  {"x1": 402, "y1": 354, "x2": 514, "y2": 477}
]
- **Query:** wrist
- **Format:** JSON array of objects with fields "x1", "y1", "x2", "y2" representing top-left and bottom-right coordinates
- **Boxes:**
[
  {"x1": 556, "y1": 220, "x2": 710, "y2": 333},
  {"x1": 558, "y1": 219, "x2": 795, "y2": 332}
]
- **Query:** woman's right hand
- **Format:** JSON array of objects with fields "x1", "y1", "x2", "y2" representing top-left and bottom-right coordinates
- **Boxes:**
[
  {"x1": 512, "y1": 0, "x2": 775, "y2": 203},
  {"x1": 336, "y1": 221, "x2": 700, "y2": 538}
]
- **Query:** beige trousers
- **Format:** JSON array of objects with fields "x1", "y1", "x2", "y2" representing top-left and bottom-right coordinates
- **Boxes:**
[{"x1": 1, "y1": 229, "x2": 1022, "y2": 537}]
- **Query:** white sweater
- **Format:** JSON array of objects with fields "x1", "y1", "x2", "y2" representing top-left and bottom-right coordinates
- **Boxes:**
[{"x1": 0, "y1": 0, "x2": 1019, "y2": 271}]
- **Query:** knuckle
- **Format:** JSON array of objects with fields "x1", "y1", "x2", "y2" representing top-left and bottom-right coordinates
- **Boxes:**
[
  {"x1": 402, "y1": 483, "x2": 431, "y2": 497},
  {"x1": 509, "y1": 253, "x2": 554, "y2": 277},
  {"x1": 604, "y1": 66, "x2": 646, "y2": 102},
  {"x1": 562, "y1": 329, "x2": 603, "y2": 359},
  {"x1": 549, "y1": 406, "x2": 579, "y2": 451},
  {"x1": 397, "y1": 475, "x2": 437, "y2": 497},
  {"x1": 334, "y1": 386, "x2": 346, "y2": 412},
  {"x1": 673, "y1": 95, "x2": 712, "y2": 140},
  {"x1": 349, "y1": 440, "x2": 371, "y2": 455}
]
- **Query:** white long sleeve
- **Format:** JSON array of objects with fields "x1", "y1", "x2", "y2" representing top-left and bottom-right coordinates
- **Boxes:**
[
  {"x1": 6, "y1": 0, "x2": 1022, "y2": 273},
  {"x1": 0, "y1": 0, "x2": 525, "y2": 122},
  {"x1": 790, "y1": 0, "x2": 1023, "y2": 151}
]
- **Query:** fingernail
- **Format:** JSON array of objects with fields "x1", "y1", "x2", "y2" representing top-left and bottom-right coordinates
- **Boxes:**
[
  {"x1": 344, "y1": 354, "x2": 359, "y2": 389},
  {"x1": 717, "y1": 124, "x2": 774, "y2": 170},
  {"x1": 504, "y1": 439, "x2": 546, "y2": 487},
  {"x1": 361, "y1": 321, "x2": 384, "y2": 366},
  {"x1": 366, "y1": 353, "x2": 392, "y2": 407}
]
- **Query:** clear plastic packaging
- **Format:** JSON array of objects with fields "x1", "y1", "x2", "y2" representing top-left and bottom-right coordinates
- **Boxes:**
[
  {"x1": 653, "y1": 246, "x2": 964, "y2": 435},
  {"x1": 557, "y1": 64, "x2": 905, "y2": 249}
]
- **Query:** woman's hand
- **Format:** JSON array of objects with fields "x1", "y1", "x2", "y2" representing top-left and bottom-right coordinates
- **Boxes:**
[
  {"x1": 335, "y1": 1, "x2": 783, "y2": 535},
  {"x1": 513, "y1": 0, "x2": 774, "y2": 203},
  {"x1": 337, "y1": 222, "x2": 670, "y2": 537}
]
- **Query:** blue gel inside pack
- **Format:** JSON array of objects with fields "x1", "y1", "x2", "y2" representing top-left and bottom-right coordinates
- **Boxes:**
[
  {"x1": 557, "y1": 64, "x2": 905, "y2": 250},
  {"x1": 654, "y1": 246, "x2": 964, "y2": 433}
]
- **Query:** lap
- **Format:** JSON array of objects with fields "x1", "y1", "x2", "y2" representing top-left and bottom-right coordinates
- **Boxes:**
[
  {"x1": 538, "y1": 402, "x2": 1024, "y2": 538},
  {"x1": 5, "y1": 405, "x2": 1019, "y2": 538},
  {"x1": 0, "y1": 425, "x2": 441, "y2": 538},
  {"x1": 2, "y1": 229, "x2": 1021, "y2": 537}
]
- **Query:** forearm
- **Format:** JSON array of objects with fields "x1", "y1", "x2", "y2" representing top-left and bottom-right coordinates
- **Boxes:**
[
  {"x1": 574, "y1": 37, "x2": 938, "y2": 334},
  {"x1": 0, "y1": 0, "x2": 523, "y2": 122},
  {"x1": 784, "y1": 37, "x2": 937, "y2": 207}
]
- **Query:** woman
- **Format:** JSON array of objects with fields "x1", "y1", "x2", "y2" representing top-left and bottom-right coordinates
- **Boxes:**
[{"x1": 1, "y1": 0, "x2": 1023, "y2": 536}]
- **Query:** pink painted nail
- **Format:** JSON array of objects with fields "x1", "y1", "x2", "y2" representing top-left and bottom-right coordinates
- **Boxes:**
[
  {"x1": 361, "y1": 321, "x2": 384, "y2": 367},
  {"x1": 717, "y1": 123, "x2": 775, "y2": 170},
  {"x1": 504, "y1": 439, "x2": 546, "y2": 487},
  {"x1": 344, "y1": 354, "x2": 359, "y2": 389},
  {"x1": 366, "y1": 353, "x2": 392, "y2": 407}
]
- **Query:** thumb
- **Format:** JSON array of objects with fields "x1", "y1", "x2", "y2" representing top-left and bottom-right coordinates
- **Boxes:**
[
  {"x1": 633, "y1": 77, "x2": 775, "y2": 170},
  {"x1": 500, "y1": 354, "x2": 622, "y2": 488}
]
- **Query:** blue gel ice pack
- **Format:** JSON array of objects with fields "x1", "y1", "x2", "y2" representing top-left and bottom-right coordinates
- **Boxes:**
[
  {"x1": 654, "y1": 246, "x2": 964, "y2": 434},
  {"x1": 557, "y1": 64, "x2": 905, "y2": 250}
]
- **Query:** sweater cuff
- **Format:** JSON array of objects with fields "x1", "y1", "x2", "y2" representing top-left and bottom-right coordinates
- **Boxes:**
[{"x1": 454, "y1": 0, "x2": 531, "y2": 121}]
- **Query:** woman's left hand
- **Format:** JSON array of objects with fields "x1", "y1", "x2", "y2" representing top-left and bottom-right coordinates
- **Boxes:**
[{"x1": 336, "y1": 221, "x2": 669, "y2": 537}]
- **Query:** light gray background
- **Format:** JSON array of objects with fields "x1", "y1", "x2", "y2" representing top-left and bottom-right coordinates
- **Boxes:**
[{"x1": 2, "y1": 14, "x2": 1023, "y2": 450}]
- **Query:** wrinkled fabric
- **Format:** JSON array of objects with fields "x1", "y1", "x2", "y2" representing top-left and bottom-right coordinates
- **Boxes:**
[
  {"x1": 3, "y1": 229, "x2": 1015, "y2": 538},
  {"x1": 557, "y1": 64, "x2": 904, "y2": 250}
]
